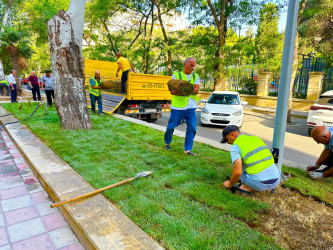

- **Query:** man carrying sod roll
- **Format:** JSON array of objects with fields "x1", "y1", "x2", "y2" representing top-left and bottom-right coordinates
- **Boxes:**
[
  {"x1": 164, "y1": 57, "x2": 200, "y2": 156},
  {"x1": 221, "y1": 125, "x2": 280, "y2": 194}
]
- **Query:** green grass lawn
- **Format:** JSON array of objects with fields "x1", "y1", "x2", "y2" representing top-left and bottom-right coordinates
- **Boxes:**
[{"x1": 3, "y1": 102, "x2": 330, "y2": 248}]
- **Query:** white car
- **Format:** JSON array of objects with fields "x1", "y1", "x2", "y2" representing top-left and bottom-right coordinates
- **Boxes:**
[
  {"x1": 200, "y1": 91, "x2": 247, "y2": 127},
  {"x1": 307, "y1": 90, "x2": 333, "y2": 135}
]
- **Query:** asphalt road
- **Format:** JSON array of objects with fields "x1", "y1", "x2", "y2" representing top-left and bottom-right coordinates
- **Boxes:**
[{"x1": 155, "y1": 108, "x2": 323, "y2": 170}]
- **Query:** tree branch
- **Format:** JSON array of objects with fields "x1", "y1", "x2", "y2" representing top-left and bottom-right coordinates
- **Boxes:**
[{"x1": 207, "y1": 0, "x2": 220, "y2": 27}]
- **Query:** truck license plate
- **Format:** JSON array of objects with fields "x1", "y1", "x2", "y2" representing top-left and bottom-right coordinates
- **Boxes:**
[
  {"x1": 323, "y1": 122, "x2": 333, "y2": 127},
  {"x1": 145, "y1": 109, "x2": 156, "y2": 113}
]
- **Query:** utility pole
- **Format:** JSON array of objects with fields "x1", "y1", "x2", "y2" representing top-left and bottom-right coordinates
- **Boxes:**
[{"x1": 271, "y1": 0, "x2": 299, "y2": 175}]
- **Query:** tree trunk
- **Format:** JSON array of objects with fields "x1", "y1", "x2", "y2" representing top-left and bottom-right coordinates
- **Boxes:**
[
  {"x1": 155, "y1": 0, "x2": 172, "y2": 76},
  {"x1": 287, "y1": 0, "x2": 307, "y2": 123},
  {"x1": 47, "y1": 2, "x2": 92, "y2": 130},
  {"x1": 9, "y1": 48, "x2": 22, "y2": 95},
  {"x1": 207, "y1": 0, "x2": 227, "y2": 90}
]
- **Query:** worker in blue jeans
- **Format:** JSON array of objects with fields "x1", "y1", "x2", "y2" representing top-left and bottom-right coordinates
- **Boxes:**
[
  {"x1": 89, "y1": 70, "x2": 103, "y2": 115},
  {"x1": 164, "y1": 57, "x2": 200, "y2": 156}
]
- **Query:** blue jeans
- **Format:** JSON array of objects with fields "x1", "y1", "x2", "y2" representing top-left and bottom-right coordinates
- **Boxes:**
[
  {"x1": 90, "y1": 94, "x2": 103, "y2": 114},
  {"x1": 121, "y1": 70, "x2": 129, "y2": 92},
  {"x1": 11, "y1": 84, "x2": 17, "y2": 102},
  {"x1": 240, "y1": 165, "x2": 280, "y2": 191},
  {"x1": 164, "y1": 108, "x2": 196, "y2": 151}
]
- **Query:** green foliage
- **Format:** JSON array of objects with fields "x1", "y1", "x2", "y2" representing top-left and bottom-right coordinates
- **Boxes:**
[
  {"x1": 2, "y1": 103, "x2": 280, "y2": 249},
  {"x1": 255, "y1": 3, "x2": 284, "y2": 75}
]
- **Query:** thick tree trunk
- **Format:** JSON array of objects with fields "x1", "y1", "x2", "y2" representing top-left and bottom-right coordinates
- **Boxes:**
[
  {"x1": 9, "y1": 49, "x2": 22, "y2": 95},
  {"x1": 48, "y1": 8, "x2": 92, "y2": 130}
]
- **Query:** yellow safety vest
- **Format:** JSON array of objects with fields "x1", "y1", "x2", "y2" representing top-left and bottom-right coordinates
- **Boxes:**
[
  {"x1": 233, "y1": 135, "x2": 274, "y2": 174},
  {"x1": 89, "y1": 77, "x2": 102, "y2": 96},
  {"x1": 0, "y1": 80, "x2": 9, "y2": 86},
  {"x1": 172, "y1": 72, "x2": 200, "y2": 108}
]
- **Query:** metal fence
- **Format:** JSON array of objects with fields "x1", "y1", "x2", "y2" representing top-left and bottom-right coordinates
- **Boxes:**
[{"x1": 228, "y1": 76, "x2": 258, "y2": 95}]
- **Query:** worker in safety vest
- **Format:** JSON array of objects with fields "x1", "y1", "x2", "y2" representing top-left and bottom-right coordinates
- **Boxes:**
[
  {"x1": 0, "y1": 79, "x2": 10, "y2": 96},
  {"x1": 221, "y1": 125, "x2": 280, "y2": 194},
  {"x1": 164, "y1": 57, "x2": 200, "y2": 156},
  {"x1": 89, "y1": 70, "x2": 103, "y2": 115}
]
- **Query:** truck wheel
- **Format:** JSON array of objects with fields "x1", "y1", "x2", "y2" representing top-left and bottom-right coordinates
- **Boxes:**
[{"x1": 147, "y1": 118, "x2": 158, "y2": 123}]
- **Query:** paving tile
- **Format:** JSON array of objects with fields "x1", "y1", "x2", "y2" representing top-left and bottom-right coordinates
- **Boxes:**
[
  {"x1": 19, "y1": 168, "x2": 32, "y2": 177},
  {"x1": 0, "y1": 171, "x2": 20, "y2": 181},
  {"x1": 0, "y1": 178, "x2": 24, "y2": 191},
  {"x1": 8, "y1": 149, "x2": 19, "y2": 154},
  {"x1": 42, "y1": 212, "x2": 67, "y2": 232},
  {"x1": 13, "y1": 158, "x2": 25, "y2": 164},
  {"x1": 1, "y1": 195, "x2": 33, "y2": 212},
  {"x1": 0, "y1": 245, "x2": 11, "y2": 250},
  {"x1": 10, "y1": 153, "x2": 23, "y2": 159},
  {"x1": 15, "y1": 163, "x2": 29, "y2": 171},
  {"x1": 5, "y1": 142, "x2": 13, "y2": 146},
  {"x1": 0, "y1": 165, "x2": 17, "y2": 175},
  {"x1": 4, "y1": 206, "x2": 38, "y2": 225},
  {"x1": 0, "y1": 214, "x2": 4, "y2": 227},
  {"x1": 11, "y1": 233, "x2": 54, "y2": 250},
  {"x1": 60, "y1": 243, "x2": 85, "y2": 250},
  {"x1": 6, "y1": 145, "x2": 15, "y2": 150},
  {"x1": 4, "y1": 138, "x2": 11, "y2": 143},
  {"x1": 36, "y1": 201, "x2": 58, "y2": 216},
  {"x1": 0, "y1": 151, "x2": 10, "y2": 156},
  {"x1": 0, "y1": 186, "x2": 28, "y2": 200},
  {"x1": 31, "y1": 191, "x2": 50, "y2": 204},
  {"x1": 0, "y1": 160, "x2": 15, "y2": 168},
  {"x1": 0, "y1": 228, "x2": 9, "y2": 246},
  {"x1": 0, "y1": 155, "x2": 11, "y2": 161},
  {"x1": 23, "y1": 175, "x2": 38, "y2": 185},
  {"x1": 7, "y1": 217, "x2": 45, "y2": 243},
  {"x1": 49, "y1": 226, "x2": 78, "y2": 249},
  {"x1": 27, "y1": 182, "x2": 44, "y2": 193}
]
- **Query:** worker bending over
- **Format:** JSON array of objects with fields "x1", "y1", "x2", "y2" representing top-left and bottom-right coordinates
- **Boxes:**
[
  {"x1": 307, "y1": 126, "x2": 333, "y2": 179},
  {"x1": 221, "y1": 125, "x2": 280, "y2": 194}
]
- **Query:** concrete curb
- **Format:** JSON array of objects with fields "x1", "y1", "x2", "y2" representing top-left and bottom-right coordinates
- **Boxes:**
[{"x1": 0, "y1": 106, "x2": 163, "y2": 250}]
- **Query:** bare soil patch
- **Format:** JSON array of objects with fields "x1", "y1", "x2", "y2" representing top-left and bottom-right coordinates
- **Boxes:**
[{"x1": 253, "y1": 187, "x2": 333, "y2": 249}]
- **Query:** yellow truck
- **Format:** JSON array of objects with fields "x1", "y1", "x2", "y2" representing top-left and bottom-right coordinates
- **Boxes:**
[{"x1": 85, "y1": 59, "x2": 172, "y2": 122}]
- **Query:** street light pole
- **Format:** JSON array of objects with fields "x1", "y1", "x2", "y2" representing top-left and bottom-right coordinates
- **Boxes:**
[{"x1": 272, "y1": 0, "x2": 299, "y2": 174}]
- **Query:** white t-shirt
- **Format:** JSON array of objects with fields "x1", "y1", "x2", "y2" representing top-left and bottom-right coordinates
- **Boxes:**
[
  {"x1": 7, "y1": 74, "x2": 16, "y2": 85},
  {"x1": 171, "y1": 72, "x2": 200, "y2": 110}
]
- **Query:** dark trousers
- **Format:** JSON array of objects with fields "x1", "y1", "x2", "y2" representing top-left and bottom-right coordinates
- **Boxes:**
[
  {"x1": 32, "y1": 85, "x2": 41, "y2": 101},
  {"x1": 90, "y1": 93, "x2": 103, "y2": 114},
  {"x1": 121, "y1": 70, "x2": 129, "y2": 92},
  {"x1": 11, "y1": 84, "x2": 17, "y2": 102},
  {"x1": 0, "y1": 83, "x2": 9, "y2": 96},
  {"x1": 45, "y1": 90, "x2": 54, "y2": 106}
]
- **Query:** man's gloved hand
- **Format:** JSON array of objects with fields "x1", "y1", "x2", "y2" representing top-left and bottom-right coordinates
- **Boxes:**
[
  {"x1": 306, "y1": 165, "x2": 319, "y2": 172},
  {"x1": 307, "y1": 171, "x2": 323, "y2": 179}
]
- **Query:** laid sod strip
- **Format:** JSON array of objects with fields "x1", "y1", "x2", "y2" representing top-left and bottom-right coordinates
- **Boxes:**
[
  {"x1": 3, "y1": 103, "x2": 281, "y2": 248},
  {"x1": 282, "y1": 166, "x2": 333, "y2": 206}
]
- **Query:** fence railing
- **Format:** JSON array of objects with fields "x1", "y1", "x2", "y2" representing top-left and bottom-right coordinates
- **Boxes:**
[{"x1": 228, "y1": 76, "x2": 257, "y2": 95}]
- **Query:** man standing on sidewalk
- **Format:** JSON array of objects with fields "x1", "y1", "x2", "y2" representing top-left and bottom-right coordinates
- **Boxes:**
[
  {"x1": 41, "y1": 70, "x2": 55, "y2": 107},
  {"x1": 8, "y1": 70, "x2": 17, "y2": 103},
  {"x1": 116, "y1": 52, "x2": 135, "y2": 94},
  {"x1": 164, "y1": 57, "x2": 200, "y2": 156},
  {"x1": 89, "y1": 70, "x2": 103, "y2": 115},
  {"x1": 28, "y1": 71, "x2": 41, "y2": 101}
]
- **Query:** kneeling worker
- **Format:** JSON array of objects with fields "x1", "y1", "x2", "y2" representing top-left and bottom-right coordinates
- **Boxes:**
[
  {"x1": 221, "y1": 125, "x2": 280, "y2": 194},
  {"x1": 307, "y1": 126, "x2": 333, "y2": 179}
]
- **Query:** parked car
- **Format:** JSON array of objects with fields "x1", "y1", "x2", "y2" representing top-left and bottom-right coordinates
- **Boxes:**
[
  {"x1": 307, "y1": 90, "x2": 333, "y2": 135},
  {"x1": 200, "y1": 91, "x2": 247, "y2": 127}
]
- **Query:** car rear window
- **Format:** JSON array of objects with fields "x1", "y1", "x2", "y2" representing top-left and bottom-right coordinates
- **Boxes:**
[
  {"x1": 207, "y1": 94, "x2": 240, "y2": 105},
  {"x1": 317, "y1": 96, "x2": 333, "y2": 106}
]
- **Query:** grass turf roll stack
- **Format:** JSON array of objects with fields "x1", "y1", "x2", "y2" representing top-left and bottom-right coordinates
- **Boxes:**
[{"x1": 167, "y1": 79, "x2": 194, "y2": 96}]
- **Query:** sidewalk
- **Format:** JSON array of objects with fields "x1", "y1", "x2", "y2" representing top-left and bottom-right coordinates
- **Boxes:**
[
  {"x1": 244, "y1": 105, "x2": 308, "y2": 119},
  {"x1": 0, "y1": 130, "x2": 84, "y2": 249}
]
